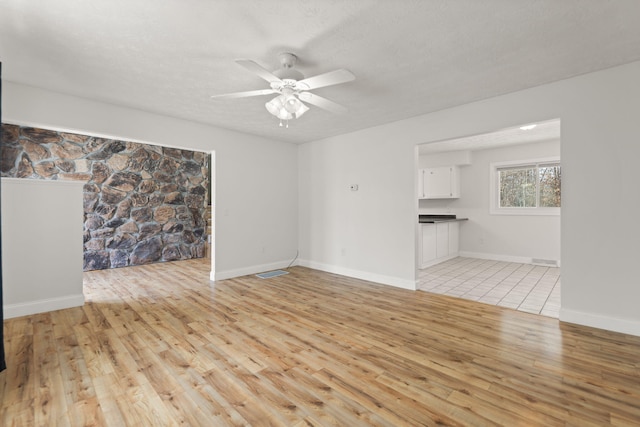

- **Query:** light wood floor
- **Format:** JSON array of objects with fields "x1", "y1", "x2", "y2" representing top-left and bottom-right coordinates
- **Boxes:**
[{"x1": 2, "y1": 259, "x2": 640, "y2": 426}]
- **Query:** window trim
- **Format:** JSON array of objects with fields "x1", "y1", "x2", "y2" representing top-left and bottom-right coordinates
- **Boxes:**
[{"x1": 489, "y1": 157, "x2": 561, "y2": 216}]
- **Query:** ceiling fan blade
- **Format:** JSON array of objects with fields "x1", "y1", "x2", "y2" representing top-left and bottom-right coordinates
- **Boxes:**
[
  {"x1": 210, "y1": 88, "x2": 276, "y2": 99},
  {"x1": 235, "y1": 59, "x2": 282, "y2": 84},
  {"x1": 298, "y1": 92, "x2": 348, "y2": 114},
  {"x1": 297, "y1": 69, "x2": 355, "y2": 90}
]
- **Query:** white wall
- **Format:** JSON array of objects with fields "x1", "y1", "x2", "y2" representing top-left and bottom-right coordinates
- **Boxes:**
[
  {"x1": 3, "y1": 82, "x2": 299, "y2": 281},
  {"x1": 298, "y1": 133, "x2": 417, "y2": 289},
  {"x1": 419, "y1": 140, "x2": 561, "y2": 264},
  {"x1": 418, "y1": 150, "x2": 472, "y2": 168},
  {"x1": 299, "y1": 60, "x2": 640, "y2": 336},
  {"x1": 2, "y1": 178, "x2": 85, "y2": 317}
]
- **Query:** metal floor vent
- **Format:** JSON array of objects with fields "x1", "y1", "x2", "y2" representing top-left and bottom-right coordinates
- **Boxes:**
[{"x1": 256, "y1": 270, "x2": 289, "y2": 279}]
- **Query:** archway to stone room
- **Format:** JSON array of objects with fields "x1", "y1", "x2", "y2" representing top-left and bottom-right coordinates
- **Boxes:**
[{"x1": 208, "y1": 150, "x2": 215, "y2": 279}]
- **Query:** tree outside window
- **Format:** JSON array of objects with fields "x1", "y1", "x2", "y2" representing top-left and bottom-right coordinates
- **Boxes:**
[
  {"x1": 538, "y1": 164, "x2": 561, "y2": 207},
  {"x1": 492, "y1": 159, "x2": 561, "y2": 215}
]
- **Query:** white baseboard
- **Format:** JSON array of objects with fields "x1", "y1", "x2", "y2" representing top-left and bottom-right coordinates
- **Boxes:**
[
  {"x1": 297, "y1": 259, "x2": 416, "y2": 290},
  {"x1": 420, "y1": 253, "x2": 458, "y2": 269},
  {"x1": 458, "y1": 251, "x2": 560, "y2": 267},
  {"x1": 212, "y1": 260, "x2": 298, "y2": 281},
  {"x1": 4, "y1": 294, "x2": 85, "y2": 319},
  {"x1": 212, "y1": 259, "x2": 416, "y2": 290},
  {"x1": 560, "y1": 308, "x2": 640, "y2": 337}
]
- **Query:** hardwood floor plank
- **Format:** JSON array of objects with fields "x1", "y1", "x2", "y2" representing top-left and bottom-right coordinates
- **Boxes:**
[
  {"x1": 202, "y1": 362, "x2": 286, "y2": 426},
  {"x1": 313, "y1": 367, "x2": 458, "y2": 426},
  {"x1": 2, "y1": 402, "x2": 36, "y2": 427},
  {"x1": 117, "y1": 333, "x2": 182, "y2": 400},
  {"x1": 259, "y1": 367, "x2": 358, "y2": 426},
  {"x1": 73, "y1": 324, "x2": 116, "y2": 379},
  {"x1": 3, "y1": 332, "x2": 35, "y2": 412},
  {"x1": 1, "y1": 259, "x2": 640, "y2": 426},
  {"x1": 373, "y1": 370, "x2": 483, "y2": 426},
  {"x1": 65, "y1": 397, "x2": 107, "y2": 427},
  {"x1": 91, "y1": 373, "x2": 138, "y2": 427},
  {"x1": 33, "y1": 314, "x2": 70, "y2": 427},
  {"x1": 203, "y1": 343, "x2": 306, "y2": 426},
  {"x1": 282, "y1": 367, "x2": 396, "y2": 427}
]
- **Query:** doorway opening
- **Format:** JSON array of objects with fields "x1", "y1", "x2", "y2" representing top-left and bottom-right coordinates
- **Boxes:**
[
  {"x1": 208, "y1": 150, "x2": 216, "y2": 280},
  {"x1": 416, "y1": 119, "x2": 561, "y2": 318}
]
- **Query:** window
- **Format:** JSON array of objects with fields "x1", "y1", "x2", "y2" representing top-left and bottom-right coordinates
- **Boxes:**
[{"x1": 490, "y1": 158, "x2": 561, "y2": 215}]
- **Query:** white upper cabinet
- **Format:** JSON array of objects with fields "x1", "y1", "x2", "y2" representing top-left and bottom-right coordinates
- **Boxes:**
[{"x1": 418, "y1": 166, "x2": 460, "y2": 199}]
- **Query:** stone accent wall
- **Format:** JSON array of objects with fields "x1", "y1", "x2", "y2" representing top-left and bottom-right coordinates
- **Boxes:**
[{"x1": 1, "y1": 124, "x2": 209, "y2": 271}]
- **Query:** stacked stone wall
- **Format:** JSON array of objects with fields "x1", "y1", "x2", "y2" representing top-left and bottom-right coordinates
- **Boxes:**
[{"x1": 1, "y1": 124, "x2": 209, "y2": 271}]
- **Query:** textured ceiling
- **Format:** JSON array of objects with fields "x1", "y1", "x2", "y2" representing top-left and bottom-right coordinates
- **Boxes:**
[{"x1": 1, "y1": 1, "x2": 640, "y2": 144}]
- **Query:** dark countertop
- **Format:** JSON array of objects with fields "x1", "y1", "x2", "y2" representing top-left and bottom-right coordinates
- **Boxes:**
[{"x1": 419, "y1": 214, "x2": 469, "y2": 223}]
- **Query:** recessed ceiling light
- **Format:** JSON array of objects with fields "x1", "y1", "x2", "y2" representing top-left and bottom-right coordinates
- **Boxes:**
[{"x1": 520, "y1": 124, "x2": 537, "y2": 130}]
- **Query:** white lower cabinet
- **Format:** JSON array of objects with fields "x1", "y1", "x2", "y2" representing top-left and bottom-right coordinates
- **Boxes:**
[
  {"x1": 448, "y1": 222, "x2": 459, "y2": 255},
  {"x1": 421, "y1": 224, "x2": 437, "y2": 265},
  {"x1": 436, "y1": 223, "x2": 449, "y2": 259},
  {"x1": 420, "y1": 222, "x2": 460, "y2": 269}
]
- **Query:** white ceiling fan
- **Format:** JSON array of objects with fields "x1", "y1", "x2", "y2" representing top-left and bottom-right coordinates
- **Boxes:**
[{"x1": 211, "y1": 53, "x2": 355, "y2": 127}]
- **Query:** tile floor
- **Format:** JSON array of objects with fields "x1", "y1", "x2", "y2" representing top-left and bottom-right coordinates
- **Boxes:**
[{"x1": 418, "y1": 257, "x2": 561, "y2": 318}]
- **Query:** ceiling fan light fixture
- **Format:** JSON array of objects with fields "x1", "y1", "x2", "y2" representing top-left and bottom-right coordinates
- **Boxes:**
[
  {"x1": 284, "y1": 95, "x2": 302, "y2": 114},
  {"x1": 295, "y1": 102, "x2": 309, "y2": 118},
  {"x1": 276, "y1": 109, "x2": 294, "y2": 121},
  {"x1": 215, "y1": 53, "x2": 355, "y2": 127},
  {"x1": 265, "y1": 95, "x2": 285, "y2": 116},
  {"x1": 266, "y1": 94, "x2": 308, "y2": 123}
]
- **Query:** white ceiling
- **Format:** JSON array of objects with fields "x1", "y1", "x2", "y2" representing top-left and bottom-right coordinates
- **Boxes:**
[
  {"x1": 1, "y1": 1, "x2": 640, "y2": 144},
  {"x1": 419, "y1": 119, "x2": 561, "y2": 154}
]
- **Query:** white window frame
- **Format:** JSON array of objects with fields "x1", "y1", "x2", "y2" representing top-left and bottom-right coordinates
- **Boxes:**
[{"x1": 489, "y1": 157, "x2": 561, "y2": 216}]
